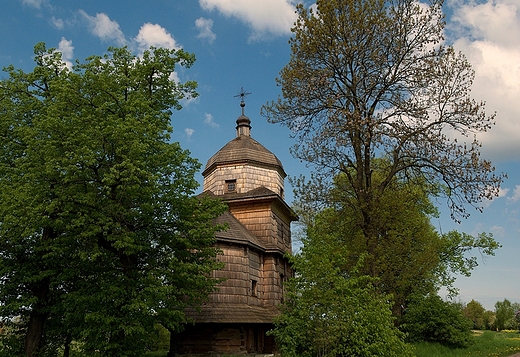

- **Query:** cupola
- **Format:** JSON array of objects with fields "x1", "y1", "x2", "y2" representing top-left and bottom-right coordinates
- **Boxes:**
[{"x1": 202, "y1": 95, "x2": 286, "y2": 197}]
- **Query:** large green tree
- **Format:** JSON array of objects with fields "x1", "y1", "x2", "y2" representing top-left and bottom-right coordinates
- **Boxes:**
[
  {"x1": 272, "y1": 216, "x2": 414, "y2": 357},
  {"x1": 494, "y1": 299, "x2": 520, "y2": 331},
  {"x1": 463, "y1": 299, "x2": 486, "y2": 329},
  {"x1": 262, "y1": 0, "x2": 504, "y2": 267},
  {"x1": 293, "y1": 172, "x2": 499, "y2": 317},
  {"x1": 0, "y1": 44, "x2": 226, "y2": 357}
]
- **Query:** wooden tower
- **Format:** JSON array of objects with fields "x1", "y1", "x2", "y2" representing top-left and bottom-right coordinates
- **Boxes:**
[{"x1": 175, "y1": 98, "x2": 297, "y2": 355}]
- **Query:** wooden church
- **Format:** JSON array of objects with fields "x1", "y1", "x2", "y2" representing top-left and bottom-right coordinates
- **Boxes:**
[{"x1": 174, "y1": 98, "x2": 297, "y2": 355}]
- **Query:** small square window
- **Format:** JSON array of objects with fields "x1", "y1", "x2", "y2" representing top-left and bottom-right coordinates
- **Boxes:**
[{"x1": 226, "y1": 179, "x2": 236, "y2": 192}]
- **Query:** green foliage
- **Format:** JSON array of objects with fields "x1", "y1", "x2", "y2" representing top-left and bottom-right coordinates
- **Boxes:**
[
  {"x1": 463, "y1": 300, "x2": 486, "y2": 329},
  {"x1": 265, "y1": 0, "x2": 502, "y2": 321},
  {"x1": 271, "y1": 222, "x2": 414, "y2": 357},
  {"x1": 263, "y1": 0, "x2": 504, "y2": 226},
  {"x1": 494, "y1": 299, "x2": 520, "y2": 331},
  {"x1": 0, "y1": 43, "x2": 226, "y2": 356},
  {"x1": 402, "y1": 295, "x2": 473, "y2": 348},
  {"x1": 292, "y1": 170, "x2": 500, "y2": 317},
  {"x1": 436, "y1": 232, "x2": 500, "y2": 297},
  {"x1": 482, "y1": 310, "x2": 497, "y2": 330}
]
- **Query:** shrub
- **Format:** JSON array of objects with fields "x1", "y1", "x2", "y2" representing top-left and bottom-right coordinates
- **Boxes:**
[{"x1": 402, "y1": 294, "x2": 473, "y2": 348}]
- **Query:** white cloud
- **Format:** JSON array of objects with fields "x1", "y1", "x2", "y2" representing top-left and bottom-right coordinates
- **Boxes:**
[
  {"x1": 51, "y1": 16, "x2": 64, "y2": 30},
  {"x1": 195, "y1": 17, "x2": 216, "y2": 43},
  {"x1": 79, "y1": 10, "x2": 126, "y2": 46},
  {"x1": 204, "y1": 112, "x2": 219, "y2": 127},
  {"x1": 57, "y1": 37, "x2": 74, "y2": 70},
  {"x1": 448, "y1": 0, "x2": 520, "y2": 161},
  {"x1": 508, "y1": 185, "x2": 520, "y2": 203},
  {"x1": 22, "y1": 0, "x2": 44, "y2": 8},
  {"x1": 185, "y1": 128, "x2": 195, "y2": 140},
  {"x1": 135, "y1": 23, "x2": 179, "y2": 52},
  {"x1": 489, "y1": 225, "x2": 506, "y2": 238},
  {"x1": 480, "y1": 186, "x2": 509, "y2": 208},
  {"x1": 199, "y1": 0, "x2": 297, "y2": 40},
  {"x1": 499, "y1": 187, "x2": 510, "y2": 198}
]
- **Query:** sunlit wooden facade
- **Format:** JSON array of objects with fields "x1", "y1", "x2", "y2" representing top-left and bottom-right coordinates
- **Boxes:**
[{"x1": 175, "y1": 103, "x2": 296, "y2": 355}]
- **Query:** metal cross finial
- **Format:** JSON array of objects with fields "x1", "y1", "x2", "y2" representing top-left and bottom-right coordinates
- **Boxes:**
[{"x1": 234, "y1": 87, "x2": 252, "y2": 115}]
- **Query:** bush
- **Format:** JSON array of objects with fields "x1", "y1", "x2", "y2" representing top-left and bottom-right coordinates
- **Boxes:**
[
  {"x1": 270, "y1": 250, "x2": 414, "y2": 357},
  {"x1": 402, "y1": 294, "x2": 473, "y2": 348}
]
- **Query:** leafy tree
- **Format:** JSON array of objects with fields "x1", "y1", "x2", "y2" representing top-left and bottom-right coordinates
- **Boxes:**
[
  {"x1": 402, "y1": 294, "x2": 473, "y2": 348},
  {"x1": 482, "y1": 310, "x2": 496, "y2": 330},
  {"x1": 0, "y1": 44, "x2": 226, "y2": 357},
  {"x1": 262, "y1": 0, "x2": 504, "y2": 275},
  {"x1": 293, "y1": 171, "x2": 499, "y2": 316},
  {"x1": 494, "y1": 299, "x2": 520, "y2": 331},
  {"x1": 271, "y1": 216, "x2": 414, "y2": 357},
  {"x1": 463, "y1": 300, "x2": 486, "y2": 329}
]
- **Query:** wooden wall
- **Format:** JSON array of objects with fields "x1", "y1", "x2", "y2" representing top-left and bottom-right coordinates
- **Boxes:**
[
  {"x1": 209, "y1": 242, "x2": 291, "y2": 306},
  {"x1": 175, "y1": 324, "x2": 274, "y2": 355}
]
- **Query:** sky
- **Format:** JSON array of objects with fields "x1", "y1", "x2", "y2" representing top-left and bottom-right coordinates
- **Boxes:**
[{"x1": 1, "y1": 0, "x2": 519, "y2": 311}]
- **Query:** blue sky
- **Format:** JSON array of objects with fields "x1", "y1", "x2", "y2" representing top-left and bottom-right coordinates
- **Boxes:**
[{"x1": 1, "y1": 0, "x2": 519, "y2": 311}]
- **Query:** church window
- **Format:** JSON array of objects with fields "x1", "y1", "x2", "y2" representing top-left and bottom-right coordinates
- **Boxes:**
[
  {"x1": 226, "y1": 179, "x2": 236, "y2": 192},
  {"x1": 251, "y1": 279, "x2": 258, "y2": 296}
]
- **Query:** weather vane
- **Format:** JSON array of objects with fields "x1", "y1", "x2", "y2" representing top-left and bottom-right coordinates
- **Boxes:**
[{"x1": 234, "y1": 87, "x2": 252, "y2": 115}]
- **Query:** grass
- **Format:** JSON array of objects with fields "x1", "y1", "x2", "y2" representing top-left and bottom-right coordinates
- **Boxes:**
[{"x1": 414, "y1": 330, "x2": 520, "y2": 357}]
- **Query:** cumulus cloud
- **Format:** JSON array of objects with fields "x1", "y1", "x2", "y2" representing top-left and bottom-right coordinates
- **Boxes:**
[
  {"x1": 448, "y1": 0, "x2": 520, "y2": 161},
  {"x1": 135, "y1": 23, "x2": 179, "y2": 52},
  {"x1": 199, "y1": 0, "x2": 297, "y2": 40},
  {"x1": 508, "y1": 185, "x2": 520, "y2": 203},
  {"x1": 204, "y1": 112, "x2": 219, "y2": 127},
  {"x1": 185, "y1": 128, "x2": 195, "y2": 140},
  {"x1": 57, "y1": 37, "x2": 74, "y2": 71},
  {"x1": 195, "y1": 17, "x2": 216, "y2": 43},
  {"x1": 79, "y1": 10, "x2": 126, "y2": 46}
]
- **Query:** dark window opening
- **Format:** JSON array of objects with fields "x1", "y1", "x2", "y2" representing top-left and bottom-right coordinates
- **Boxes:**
[
  {"x1": 226, "y1": 179, "x2": 236, "y2": 193},
  {"x1": 251, "y1": 279, "x2": 257, "y2": 296}
]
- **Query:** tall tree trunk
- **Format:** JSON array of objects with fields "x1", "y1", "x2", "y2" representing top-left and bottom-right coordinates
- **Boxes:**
[
  {"x1": 25, "y1": 226, "x2": 55, "y2": 357},
  {"x1": 24, "y1": 308, "x2": 48, "y2": 357},
  {"x1": 63, "y1": 334, "x2": 71, "y2": 357}
]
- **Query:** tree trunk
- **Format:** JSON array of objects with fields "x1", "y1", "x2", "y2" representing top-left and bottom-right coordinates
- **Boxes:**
[
  {"x1": 63, "y1": 334, "x2": 71, "y2": 357},
  {"x1": 24, "y1": 309, "x2": 47, "y2": 357},
  {"x1": 25, "y1": 226, "x2": 54, "y2": 357}
]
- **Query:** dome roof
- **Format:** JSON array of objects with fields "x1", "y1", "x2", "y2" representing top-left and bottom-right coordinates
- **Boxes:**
[{"x1": 202, "y1": 134, "x2": 286, "y2": 178}]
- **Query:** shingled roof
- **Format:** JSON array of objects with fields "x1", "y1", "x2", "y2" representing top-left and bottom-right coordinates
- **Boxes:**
[
  {"x1": 213, "y1": 210, "x2": 267, "y2": 251},
  {"x1": 202, "y1": 135, "x2": 286, "y2": 177}
]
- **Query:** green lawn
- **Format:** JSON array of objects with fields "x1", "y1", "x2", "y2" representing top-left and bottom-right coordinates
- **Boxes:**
[
  {"x1": 144, "y1": 331, "x2": 520, "y2": 357},
  {"x1": 414, "y1": 331, "x2": 520, "y2": 357}
]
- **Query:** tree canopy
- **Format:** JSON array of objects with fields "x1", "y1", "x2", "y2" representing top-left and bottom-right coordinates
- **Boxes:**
[
  {"x1": 263, "y1": 0, "x2": 503, "y2": 352},
  {"x1": 293, "y1": 171, "x2": 499, "y2": 315},
  {"x1": 262, "y1": 0, "x2": 504, "y2": 235},
  {"x1": 0, "y1": 44, "x2": 226, "y2": 357}
]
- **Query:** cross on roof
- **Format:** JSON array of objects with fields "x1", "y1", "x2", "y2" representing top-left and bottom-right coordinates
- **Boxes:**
[{"x1": 234, "y1": 87, "x2": 252, "y2": 115}]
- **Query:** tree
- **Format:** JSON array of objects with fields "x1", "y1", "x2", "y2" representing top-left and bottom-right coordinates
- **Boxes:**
[
  {"x1": 494, "y1": 299, "x2": 520, "y2": 331},
  {"x1": 271, "y1": 216, "x2": 414, "y2": 357},
  {"x1": 262, "y1": 0, "x2": 504, "y2": 275},
  {"x1": 463, "y1": 300, "x2": 486, "y2": 329},
  {"x1": 293, "y1": 170, "x2": 499, "y2": 317},
  {"x1": 0, "y1": 44, "x2": 226, "y2": 357}
]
